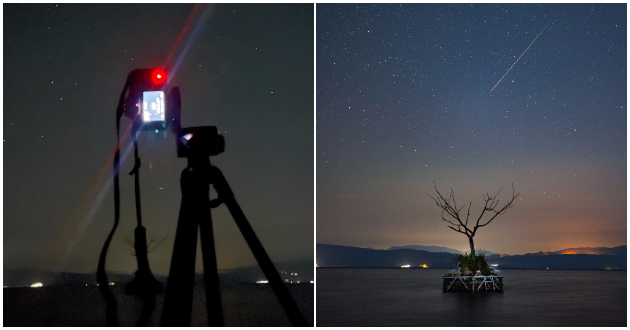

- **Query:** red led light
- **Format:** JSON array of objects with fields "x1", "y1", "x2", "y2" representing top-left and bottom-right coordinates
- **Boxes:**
[{"x1": 151, "y1": 69, "x2": 167, "y2": 85}]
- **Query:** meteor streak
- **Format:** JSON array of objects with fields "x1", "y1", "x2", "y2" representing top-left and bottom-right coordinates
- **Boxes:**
[{"x1": 490, "y1": 24, "x2": 548, "y2": 93}]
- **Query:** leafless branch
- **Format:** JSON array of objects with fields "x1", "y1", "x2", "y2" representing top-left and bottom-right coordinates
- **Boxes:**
[
  {"x1": 121, "y1": 234, "x2": 137, "y2": 256},
  {"x1": 475, "y1": 183, "x2": 519, "y2": 231},
  {"x1": 428, "y1": 181, "x2": 472, "y2": 236},
  {"x1": 429, "y1": 182, "x2": 519, "y2": 253},
  {"x1": 147, "y1": 235, "x2": 168, "y2": 253},
  {"x1": 121, "y1": 233, "x2": 168, "y2": 255}
]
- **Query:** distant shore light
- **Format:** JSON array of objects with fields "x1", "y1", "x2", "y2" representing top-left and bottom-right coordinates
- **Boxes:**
[{"x1": 30, "y1": 282, "x2": 43, "y2": 288}]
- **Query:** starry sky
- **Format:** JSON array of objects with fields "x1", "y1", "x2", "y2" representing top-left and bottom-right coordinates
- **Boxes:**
[
  {"x1": 4, "y1": 3, "x2": 314, "y2": 274},
  {"x1": 316, "y1": 4, "x2": 626, "y2": 255}
]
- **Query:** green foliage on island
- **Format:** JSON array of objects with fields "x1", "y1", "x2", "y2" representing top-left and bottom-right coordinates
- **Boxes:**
[{"x1": 453, "y1": 252, "x2": 494, "y2": 276}]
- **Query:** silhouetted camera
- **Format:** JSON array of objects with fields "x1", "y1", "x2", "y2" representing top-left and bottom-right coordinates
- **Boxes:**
[{"x1": 124, "y1": 68, "x2": 176, "y2": 133}]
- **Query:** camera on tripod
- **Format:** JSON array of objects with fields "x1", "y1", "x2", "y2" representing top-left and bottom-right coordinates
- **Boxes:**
[
  {"x1": 100, "y1": 67, "x2": 306, "y2": 326},
  {"x1": 124, "y1": 68, "x2": 170, "y2": 132},
  {"x1": 123, "y1": 68, "x2": 224, "y2": 157}
]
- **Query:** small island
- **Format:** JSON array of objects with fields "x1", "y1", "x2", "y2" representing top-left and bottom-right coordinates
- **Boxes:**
[{"x1": 442, "y1": 252, "x2": 503, "y2": 292}]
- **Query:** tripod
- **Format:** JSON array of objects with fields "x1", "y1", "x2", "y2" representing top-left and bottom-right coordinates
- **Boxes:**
[{"x1": 160, "y1": 154, "x2": 308, "y2": 326}]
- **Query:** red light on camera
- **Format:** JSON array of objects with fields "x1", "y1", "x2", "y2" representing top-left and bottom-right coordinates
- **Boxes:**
[{"x1": 151, "y1": 69, "x2": 167, "y2": 85}]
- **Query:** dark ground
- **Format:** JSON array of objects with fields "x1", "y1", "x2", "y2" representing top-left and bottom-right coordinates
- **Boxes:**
[{"x1": 4, "y1": 282, "x2": 313, "y2": 326}]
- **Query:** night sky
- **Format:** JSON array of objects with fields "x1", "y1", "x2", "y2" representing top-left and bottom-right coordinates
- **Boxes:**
[
  {"x1": 317, "y1": 4, "x2": 626, "y2": 255},
  {"x1": 4, "y1": 4, "x2": 314, "y2": 274}
]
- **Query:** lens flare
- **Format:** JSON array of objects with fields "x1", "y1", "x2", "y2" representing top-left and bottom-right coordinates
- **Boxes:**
[
  {"x1": 41, "y1": 124, "x2": 136, "y2": 272},
  {"x1": 163, "y1": 4, "x2": 215, "y2": 82}
]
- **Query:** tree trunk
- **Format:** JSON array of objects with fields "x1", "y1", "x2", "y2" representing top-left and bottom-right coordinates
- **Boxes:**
[{"x1": 468, "y1": 236, "x2": 475, "y2": 255}]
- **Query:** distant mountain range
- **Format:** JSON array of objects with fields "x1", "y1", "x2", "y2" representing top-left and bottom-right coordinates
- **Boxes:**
[
  {"x1": 388, "y1": 245, "x2": 463, "y2": 254},
  {"x1": 387, "y1": 245, "x2": 499, "y2": 256},
  {"x1": 317, "y1": 244, "x2": 627, "y2": 270},
  {"x1": 531, "y1": 246, "x2": 627, "y2": 256},
  {"x1": 317, "y1": 244, "x2": 457, "y2": 268},
  {"x1": 3, "y1": 260, "x2": 313, "y2": 288}
]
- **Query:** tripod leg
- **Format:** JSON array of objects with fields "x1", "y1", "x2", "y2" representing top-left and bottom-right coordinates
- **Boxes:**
[
  {"x1": 161, "y1": 169, "x2": 200, "y2": 326},
  {"x1": 199, "y1": 212, "x2": 224, "y2": 326},
  {"x1": 211, "y1": 166, "x2": 308, "y2": 326}
]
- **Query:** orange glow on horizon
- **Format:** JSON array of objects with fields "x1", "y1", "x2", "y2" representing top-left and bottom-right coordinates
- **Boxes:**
[{"x1": 560, "y1": 248, "x2": 600, "y2": 255}]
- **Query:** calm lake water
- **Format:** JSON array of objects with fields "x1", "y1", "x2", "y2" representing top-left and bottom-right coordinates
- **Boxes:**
[{"x1": 316, "y1": 268, "x2": 626, "y2": 326}]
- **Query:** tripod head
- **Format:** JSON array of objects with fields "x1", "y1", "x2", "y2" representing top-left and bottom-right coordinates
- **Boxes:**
[
  {"x1": 165, "y1": 76, "x2": 225, "y2": 158},
  {"x1": 176, "y1": 126, "x2": 225, "y2": 158}
]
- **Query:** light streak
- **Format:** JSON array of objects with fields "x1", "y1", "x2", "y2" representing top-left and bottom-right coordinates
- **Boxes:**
[
  {"x1": 490, "y1": 24, "x2": 548, "y2": 93},
  {"x1": 161, "y1": 4, "x2": 204, "y2": 69},
  {"x1": 164, "y1": 4, "x2": 215, "y2": 82},
  {"x1": 41, "y1": 123, "x2": 136, "y2": 272}
]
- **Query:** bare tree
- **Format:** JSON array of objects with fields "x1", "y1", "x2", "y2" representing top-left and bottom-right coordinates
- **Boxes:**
[{"x1": 428, "y1": 181, "x2": 519, "y2": 255}]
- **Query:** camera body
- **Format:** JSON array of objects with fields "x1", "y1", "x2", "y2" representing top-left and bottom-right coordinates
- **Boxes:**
[
  {"x1": 123, "y1": 68, "x2": 224, "y2": 157},
  {"x1": 124, "y1": 68, "x2": 171, "y2": 132}
]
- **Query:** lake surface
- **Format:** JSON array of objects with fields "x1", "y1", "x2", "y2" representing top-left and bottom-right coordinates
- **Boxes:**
[
  {"x1": 4, "y1": 282, "x2": 313, "y2": 326},
  {"x1": 316, "y1": 268, "x2": 626, "y2": 326}
]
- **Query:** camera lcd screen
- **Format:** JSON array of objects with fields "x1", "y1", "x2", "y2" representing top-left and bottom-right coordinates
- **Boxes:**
[{"x1": 142, "y1": 91, "x2": 166, "y2": 123}]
